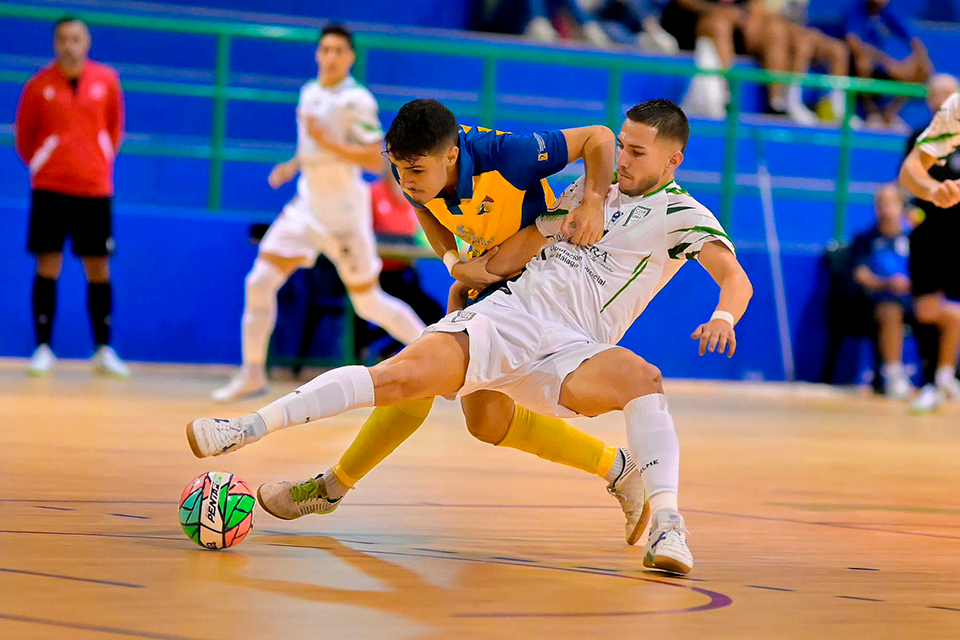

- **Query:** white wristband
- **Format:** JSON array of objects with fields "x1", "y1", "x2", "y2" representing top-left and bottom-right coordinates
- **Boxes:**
[
  {"x1": 711, "y1": 310, "x2": 735, "y2": 326},
  {"x1": 442, "y1": 250, "x2": 460, "y2": 274}
]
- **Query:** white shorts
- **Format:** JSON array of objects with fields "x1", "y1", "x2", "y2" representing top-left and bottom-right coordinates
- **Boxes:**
[
  {"x1": 259, "y1": 195, "x2": 382, "y2": 288},
  {"x1": 426, "y1": 291, "x2": 615, "y2": 418}
]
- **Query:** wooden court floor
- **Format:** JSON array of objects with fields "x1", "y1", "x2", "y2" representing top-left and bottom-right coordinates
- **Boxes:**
[{"x1": 2, "y1": 358, "x2": 960, "y2": 639}]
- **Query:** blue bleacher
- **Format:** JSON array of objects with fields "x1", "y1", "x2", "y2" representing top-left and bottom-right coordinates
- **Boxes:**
[{"x1": 1, "y1": 0, "x2": 957, "y2": 382}]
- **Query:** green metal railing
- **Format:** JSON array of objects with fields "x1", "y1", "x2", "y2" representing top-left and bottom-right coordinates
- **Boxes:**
[{"x1": 0, "y1": 2, "x2": 927, "y2": 240}]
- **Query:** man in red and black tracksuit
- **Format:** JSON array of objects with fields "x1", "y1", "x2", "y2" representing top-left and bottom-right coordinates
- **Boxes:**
[{"x1": 15, "y1": 17, "x2": 128, "y2": 377}]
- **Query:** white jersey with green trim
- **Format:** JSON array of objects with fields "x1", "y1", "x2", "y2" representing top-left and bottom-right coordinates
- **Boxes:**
[
  {"x1": 293, "y1": 76, "x2": 383, "y2": 225},
  {"x1": 503, "y1": 176, "x2": 735, "y2": 346},
  {"x1": 916, "y1": 92, "x2": 960, "y2": 163}
]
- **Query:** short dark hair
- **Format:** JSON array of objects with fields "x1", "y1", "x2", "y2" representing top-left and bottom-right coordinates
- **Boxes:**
[
  {"x1": 319, "y1": 24, "x2": 353, "y2": 49},
  {"x1": 54, "y1": 16, "x2": 85, "y2": 33},
  {"x1": 625, "y1": 99, "x2": 690, "y2": 152},
  {"x1": 385, "y1": 99, "x2": 460, "y2": 163}
]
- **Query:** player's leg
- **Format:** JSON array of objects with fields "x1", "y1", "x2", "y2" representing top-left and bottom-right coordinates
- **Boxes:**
[
  {"x1": 327, "y1": 224, "x2": 426, "y2": 346},
  {"x1": 914, "y1": 293, "x2": 960, "y2": 397},
  {"x1": 80, "y1": 255, "x2": 128, "y2": 377},
  {"x1": 559, "y1": 347, "x2": 692, "y2": 574},
  {"x1": 188, "y1": 330, "x2": 468, "y2": 457},
  {"x1": 258, "y1": 397, "x2": 436, "y2": 520},
  {"x1": 875, "y1": 300, "x2": 910, "y2": 398},
  {"x1": 461, "y1": 389, "x2": 648, "y2": 544},
  {"x1": 27, "y1": 191, "x2": 67, "y2": 376},
  {"x1": 212, "y1": 251, "x2": 300, "y2": 401}
]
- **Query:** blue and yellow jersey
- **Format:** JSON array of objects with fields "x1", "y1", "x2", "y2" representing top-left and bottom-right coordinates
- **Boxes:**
[{"x1": 397, "y1": 125, "x2": 569, "y2": 258}]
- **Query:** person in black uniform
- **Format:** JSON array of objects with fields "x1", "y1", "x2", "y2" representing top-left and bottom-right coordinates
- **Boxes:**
[{"x1": 901, "y1": 74, "x2": 960, "y2": 412}]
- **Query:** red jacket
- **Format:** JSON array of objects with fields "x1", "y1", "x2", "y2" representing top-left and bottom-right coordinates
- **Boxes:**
[{"x1": 15, "y1": 61, "x2": 124, "y2": 198}]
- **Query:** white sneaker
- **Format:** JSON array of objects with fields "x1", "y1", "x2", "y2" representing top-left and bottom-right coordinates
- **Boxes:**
[
  {"x1": 606, "y1": 448, "x2": 650, "y2": 545},
  {"x1": 211, "y1": 366, "x2": 268, "y2": 403},
  {"x1": 92, "y1": 346, "x2": 130, "y2": 378},
  {"x1": 883, "y1": 373, "x2": 913, "y2": 399},
  {"x1": 581, "y1": 21, "x2": 612, "y2": 47},
  {"x1": 27, "y1": 344, "x2": 57, "y2": 377},
  {"x1": 524, "y1": 16, "x2": 558, "y2": 43},
  {"x1": 786, "y1": 98, "x2": 819, "y2": 126},
  {"x1": 936, "y1": 371, "x2": 960, "y2": 400},
  {"x1": 643, "y1": 509, "x2": 694, "y2": 575},
  {"x1": 257, "y1": 475, "x2": 344, "y2": 521},
  {"x1": 185, "y1": 414, "x2": 264, "y2": 458},
  {"x1": 910, "y1": 384, "x2": 942, "y2": 414},
  {"x1": 637, "y1": 25, "x2": 679, "y2": 54}
]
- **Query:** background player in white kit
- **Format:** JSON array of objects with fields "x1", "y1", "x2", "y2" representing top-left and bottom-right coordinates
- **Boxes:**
[
  {"x1": 188, "y1": 101, "x2": 754, "y2": 574},
  {"x1": 213, "y1": 25, "x2": 425, "y2": 402}
]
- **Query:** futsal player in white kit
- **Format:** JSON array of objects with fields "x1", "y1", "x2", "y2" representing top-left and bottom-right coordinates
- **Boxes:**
[
  {"x1": 188, "y1": 101, "x2": 754, "y2": 574},
  {"x1": 212, "y1": 25, "x2": 425, "y2": 402}
]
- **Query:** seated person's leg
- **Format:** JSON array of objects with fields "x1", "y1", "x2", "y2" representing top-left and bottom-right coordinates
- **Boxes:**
[{"x1": 875, "y1": 300, "x2": 911, "y2": 397}]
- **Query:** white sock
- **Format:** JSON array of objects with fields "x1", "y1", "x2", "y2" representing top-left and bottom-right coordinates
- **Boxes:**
[
  {"x1": 881, "y1": 362, "x2": 905, "y2": 378},
  {"x1": 322, "y1": 467, "x2": 350, "y2": 499},
  {"x1": 830, "y1": 89, "x2": 846, "y2": 117},
  {"x1": 624, "y1": 393, "x2": 680, "y2": 509},
  {"x1": 241, "y1": 259, "x2": 287, "y2": 367},
  {"x1": 350, "y1": 288, "x2": 425, "y2": 345},
  {"x1": 603, "y1": 448, "x2": 627, "y2": 484},
  {"x1": 648, "y1": 491, "x2": 679, "y2": 517},
  {"x1": 787, "y1": 84, "x2": 804, "y2": 108},
  {"x1": 935, "y1": 365, "x2": 957, "y2": 388},
  {"x1": 255, "y1": 365, "x2": 375, "y2": 433}
]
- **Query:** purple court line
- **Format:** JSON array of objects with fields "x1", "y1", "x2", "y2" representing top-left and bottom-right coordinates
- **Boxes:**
[
  {"x1": 0, "y1": 613, "x2": 194, "y2": 640},
  {"x1": 745, "y1": 585, "x2": 795, "y2": 592},
  {"x1": 107, "y1": 513, "x2": 152, "y2": 520},
  {"x1": 0, "y1": 567, "x2": 143, "y2": 589},
  {"x1": 265, "y1": 540, "x2": 733, "y2": 617}
]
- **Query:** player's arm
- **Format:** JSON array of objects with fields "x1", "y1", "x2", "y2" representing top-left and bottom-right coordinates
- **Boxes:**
[
  {"x1": 109, "y1": 72, "x2": 125, "y2": 153},
  {"x1": 484, "y1": 225, "x2": 550, "y2": 279},
  {"x1": 559, "y1": 125, "x2": 616, "y2": 246},
  {"x1": 304, "y1": 116, "x2": 383, "y2": 173},
  {"x1": 899, "y1": 147, "x2": 960, "y2": 208},
  {"x1": 14, "y1": 80, "x2": 40, "y2": 164},
  {"x1": 691, "y1": 241, "x2": 753, "y2": 357},
  {"x1": 268, "y1": 155, "x2": 300, "y2": 190},
  {"x1": 414, "y1": 205, "x2": 502, "y2": 290}
]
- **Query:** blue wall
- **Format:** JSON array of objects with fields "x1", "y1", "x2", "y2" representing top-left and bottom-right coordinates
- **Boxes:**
[{"x1": 0, "y1": 5, "x2": 937, "y2": 381}]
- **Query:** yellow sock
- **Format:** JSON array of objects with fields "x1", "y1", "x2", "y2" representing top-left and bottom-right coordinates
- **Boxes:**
[
  {"x1": 496, "y1": 405, "x2": 617, "y2": 478},
  {"x1": 333, "y1": 397, "x2": 435, "y2": 487}
]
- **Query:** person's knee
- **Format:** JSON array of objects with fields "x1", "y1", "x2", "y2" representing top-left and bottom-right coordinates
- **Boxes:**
[
  {"x1": 914, "y1": 297, "x2": 942, "y2": 325},
  {"x1": 245, "y1": 259, "x2": 286, "y2": 307},
  {"x1": 82, "y1": 258, "x2": 110, "y2": 283},
  {"x1": 36, "y1": 253, "x2": 63, "y2": 279},
  {"x1": 608, "y1": 354, "x2": 664, "y2": 408},
  {"x1": 348, "y1": 286, "x2": 384, "y2": 322},
  {"x1": 463, "y1": 403, "x2": 511, "y2": 445}
]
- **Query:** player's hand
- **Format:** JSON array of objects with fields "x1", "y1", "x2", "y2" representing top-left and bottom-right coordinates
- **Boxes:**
[
  {"x1": 928, "y1": 180, "x2": 960, "y2": 208},
  {"x1": 447, "y1": 280, "x2": 471, "y2": 313},
  {"x1": 305, "y1": 116, "x2": 335, "y2": 150},
  {"x1": 691, "y1": 319, "x2": 737, "y2": 358},
  {"x1": 888, "y1": 274, "x2": 911, "y2": 296},
  {"x1": 450, "y1": 246, "x2": 501, "y2": 290},
  {"x1": 268, "y1": 161, "x2": 298, "y2": 189},
  {"x1": 562, "y1": 194, "x2": 604, "y2": 246}
]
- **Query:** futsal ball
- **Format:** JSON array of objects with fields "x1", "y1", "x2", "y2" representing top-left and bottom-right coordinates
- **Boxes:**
[{"x1": 179, "y1": 471, "x2": 255, "y2": 550}]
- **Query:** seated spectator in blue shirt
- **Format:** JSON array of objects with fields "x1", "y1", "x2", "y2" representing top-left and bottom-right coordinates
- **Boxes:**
[
  {"x1": 850, "y1": 183, "x2": 914, "y2": 397},
  {"x1": 845, "y1": 0, "x2": 933, "y2": 129}
]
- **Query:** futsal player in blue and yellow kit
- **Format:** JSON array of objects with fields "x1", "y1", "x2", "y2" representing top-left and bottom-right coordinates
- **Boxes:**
[{"x1": 258, "y1": 99, "x2": 649, "y2": 544}]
